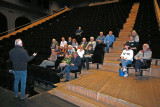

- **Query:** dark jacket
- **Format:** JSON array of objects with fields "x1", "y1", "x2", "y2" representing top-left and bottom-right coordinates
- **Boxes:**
[
  {"x1": 69, "y1": 56, "x2": 81, "y2": 67},
  {"x1": 9, "y1": 46, "x2": 35, "y2": 71}
]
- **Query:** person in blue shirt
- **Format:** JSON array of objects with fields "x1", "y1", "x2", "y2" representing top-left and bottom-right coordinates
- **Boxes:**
[
  {"x1": 96, "y1": 31, "x2": 105, "y2": 44},
  {"x1": 75, "y1": 27, "x2": 83, "y2": 36},
  {"x1": 104, "y1": 31, "x2": 115, "y2": 53}
]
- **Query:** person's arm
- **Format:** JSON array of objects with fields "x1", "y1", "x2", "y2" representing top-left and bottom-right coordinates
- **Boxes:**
[
  {"x1": 142, "y1": 51, "x2": 152, "y2": 60},
  {"x1": 104, "y1": 36, "x2": 107, "y2": 43},
  {"x1": 111, "y1": 35, "x2": 115, "y2": 43},
  {"x1": 85, "y1": 42, "x2": 90, "y2": 50},
  {"x1": 66, "y1": 58, "x2": 71, "y2": 64},
  {"x1": 120, "y1": 50, "x2": 124, "y2": 59},
  {"x1": 134, "y1": 51, "x2": 141, "y2": 60},
  {"x1": 93, "y1": 41, "x2": 96, "y2": 50},
  {"x1": 24, "y1": 50, "x2": 36, "y2": 62}
]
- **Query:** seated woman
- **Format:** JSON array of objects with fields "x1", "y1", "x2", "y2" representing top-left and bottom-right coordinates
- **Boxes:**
[
  {"x1": 51, "y1": 38, "x2": 58, "y2": 49},
  {"x1": 120, "y1": 43, "x2": 133, "y2": 77},
  {"x1": 39, "y1": 49, "x2": 57, "y2": 68},
  {"x1": 68, "y1": 45, "x2": 75, "y2": 56},
  {"x1": 72, "y1": 39, "x2": 78, "y2": 49},
  {"x1": 134, "y1": 43, "x2": 152, "y2": 75},
  {"x1": 59, "y1": 44, "x2": 68, "y2": 57},
  {"x1": 77, "y1": 45, "x2": 85, "y2": 68},
  {"x1": 131, "y1": 30, "x2": 139, "y2": 44},
  {"x1": 80, "y1": 38, "x2": 88, "y2": 49},
  {"x1": 83, "y1": 45, "x2": 94, "y2": 70},
  {"x1": 58, "y1": 52, "x2": 71, "y2": 71},
  {"x1": 55, "y1": 44, "x2": 61, "y2": 56}
]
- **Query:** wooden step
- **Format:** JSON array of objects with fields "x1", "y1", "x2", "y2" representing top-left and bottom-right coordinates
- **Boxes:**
[
  {"x1": 66, "y1": 71, "x2": 141, "y2": 107},
  {"x1": 103, "y1": 60, "x2": 120, "y2": 67},
  {"x1": 53, "y1": 84, "x2": 111, "y2": 107},
  {"x1": 104, "y1": 56, "x2": 119, "y2": 61},
  {"x1": 100, "y1": 65, "x2": 120, "y2": 72}
]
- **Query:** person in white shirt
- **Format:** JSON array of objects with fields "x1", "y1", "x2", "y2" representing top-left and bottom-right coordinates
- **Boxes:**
[
  {"x1": 120, "y1": 43, "x2": 133, "y2": 77},
  {"x1": 77, "y1": 45, "x2": 85, "y2": 58},
  {"x1": 60, "y1": 37, "x2": 67, "y2": 47}
]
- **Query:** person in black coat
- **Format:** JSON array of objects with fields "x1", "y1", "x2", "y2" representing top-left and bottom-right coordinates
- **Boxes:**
[
  {"x1": 60, "y1": 52, "x2": 81, "y2": 82},
  {"x1": 9, "y1": 39, "x2": 37, "y2": 100}
]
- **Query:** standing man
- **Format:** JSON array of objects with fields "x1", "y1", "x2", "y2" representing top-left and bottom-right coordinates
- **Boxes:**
[
  {"x1": 9, "y1": 39, "x2": 37, "y2": 100},
  {"x1": 104, "y1": 31, "x2": 115, "y2": 53}
]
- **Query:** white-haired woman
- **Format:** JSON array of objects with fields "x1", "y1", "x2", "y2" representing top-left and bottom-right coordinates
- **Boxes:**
[
  {"x1": 134, "y1": 43, "x2": 152, "y2": 74},
  {"x1": 131, "y1": 30, "x2": 139, "y2": 43},
  {"x1": 51, "y1": 38, "x2": 58, "y2": 49}
]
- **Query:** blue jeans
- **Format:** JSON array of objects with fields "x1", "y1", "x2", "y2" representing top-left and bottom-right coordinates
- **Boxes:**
[
  {"x1": 105, "y1": 43, "x2": 112, "y2": 52},
  {"x1": 121, "y1": 59, "x2": 132, "y2": 69},
  {"x1": 14, "y1": 70, "x2": 27, "y2": 97},
  {"x1": 62, "y1": 65, "x2": 78, "y2": 80}
]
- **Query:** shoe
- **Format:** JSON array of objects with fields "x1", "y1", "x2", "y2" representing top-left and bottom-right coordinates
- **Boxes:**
[
  {"x1": 14, "y1": 95, "x2": 19, "y2": 98},
  {"x1": 123, "y1": 68, "x2": 127, "y2": 72},
  {"x1": 124, "y1": 73, "x2": 128, "y2": 77},
  {"x1": 135, "y1": 72, "x2": 140, "y2": 76},
  {"x1": 20, "y1": 94, "x2": 29, "y2": 100},
  {"x1": 9, "y1": 70, "x2": 14, "y2": 74},
  {"x1": 59, "y1": 73, "x2": 63, "y2": 79},
  {"x1": 62, "y1": 80, "x2": 69, "y2": 82}
]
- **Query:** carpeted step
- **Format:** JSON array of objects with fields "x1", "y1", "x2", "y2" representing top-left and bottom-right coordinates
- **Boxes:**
[{"x1": 104, "y1": 56, "x2": 120, "y2": 61}]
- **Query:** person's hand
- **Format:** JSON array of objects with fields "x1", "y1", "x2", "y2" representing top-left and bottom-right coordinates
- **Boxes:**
[
  {"x1": 70, "y1": 63, "x2": 74, "y2": 66},
  {"x1": 33, "y1": 53, "x2": 37, "y2": 56},
  {"x1": 98, "y1": 40, "x2": 101, "y2": 43},
  {"x1": 90, "y1": 54, "x2": 93, "y2": 56},
  {"x1": 48, "y1": 58, "x2": 52, "y2": 61},
  {"x1": 120, "y1": 56, "x2": 124, "y2": 59},
  {"x1": 137, "y1": 57, "x2": 142, "y2": 60}
]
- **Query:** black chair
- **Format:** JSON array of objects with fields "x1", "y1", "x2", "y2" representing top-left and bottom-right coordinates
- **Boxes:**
[{"x1": 70, "y1": 65, "x2": 82, "y2": 79}]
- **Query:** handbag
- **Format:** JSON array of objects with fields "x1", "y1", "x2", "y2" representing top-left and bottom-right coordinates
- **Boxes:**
[
  {"x1": 119, "y1": 68, "x2": 124, "y2": 76},
  {"x1": 142, "y1": 51, "x2": 151, "y2": 68},
  {"x1": 143, "y1": 59, "x2": 151, "y2": 68}
]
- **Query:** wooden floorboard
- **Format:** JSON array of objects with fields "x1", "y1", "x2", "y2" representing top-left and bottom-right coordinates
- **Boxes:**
[{"x1": 69, "y1": 71, "x2": 160, "y2": 107}]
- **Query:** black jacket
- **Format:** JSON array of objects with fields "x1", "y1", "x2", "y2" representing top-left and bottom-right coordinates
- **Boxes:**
[
  {"x1": 9, "y1": 46, "x2": 35, "y2": 71},
  {"x1": 69, "y1": 56, "x2": 81, "y2": 67}
]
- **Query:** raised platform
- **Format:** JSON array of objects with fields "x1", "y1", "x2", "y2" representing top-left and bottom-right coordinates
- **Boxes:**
[{"x1": 53, "y1": 71, "x2": 160, "y2": 107}]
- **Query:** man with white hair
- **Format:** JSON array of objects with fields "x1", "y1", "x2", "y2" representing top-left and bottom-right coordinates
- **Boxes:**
[
  {"x1": 9, "y1": 39, "x2": 37, "y2": 100},
  {"x1": 134, "y1": 43, "x2": 152, "y2": 75},
  {"x1": 86, "y1": 37, "x2": 96, "y2": 50},
  {"x1": 80, "y1": 38, "x2": 88, "y2": 48}
]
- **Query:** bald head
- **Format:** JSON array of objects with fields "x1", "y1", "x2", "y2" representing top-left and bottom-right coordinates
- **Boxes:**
[{"x1": 15, "y1": 39, "x2": 23, "y2": 46}]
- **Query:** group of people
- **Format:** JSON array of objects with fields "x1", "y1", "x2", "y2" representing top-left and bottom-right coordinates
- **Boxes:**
[
  {"x1": 120, "y1": 30, "x2": 152, "y2": 77},
  {"x1": 8, "y1": 27, "x2": 152, "y2": 100}
]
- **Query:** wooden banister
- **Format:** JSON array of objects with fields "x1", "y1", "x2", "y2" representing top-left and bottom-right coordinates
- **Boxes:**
[{"x1": 0, "y1": 7, "x2": 70, "y2": 40}]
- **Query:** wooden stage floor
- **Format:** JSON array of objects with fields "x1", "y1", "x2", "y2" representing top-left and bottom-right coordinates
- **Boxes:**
[{"x1": 67, "y1": 70, "x2": 160, "y2": 107}]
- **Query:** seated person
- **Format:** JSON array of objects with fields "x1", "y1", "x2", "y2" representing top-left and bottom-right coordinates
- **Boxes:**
[
  {"x1": 72, "y1": 39, "x2": 78, "y2": 49},
  {"x1": 77, "y1": 45, "x2": 85, "y2": 67},
  {"x1": 67, "y1": 37, "x2": 72, "y2": 45},
  {"x1": 125, "y1": 36, "x2": 138, "y2": 54},
  {"x1": 96, "y1": 31, "x2": 105, "y2": 44},
  {"x1": 55, "y1": 44, "x2": 61, "y2": 56},
  {"x1": 51, "y1": 38, "x2": 58, "y2": 49},
  {"x1": 60, "y1": 37, "x2": 67, "y2": 47},
  {"x1": 68, "y1": 45, "x2": 75, "y2": 56},
  {"x1": 39, "y1": 49, "x2": 57, "y2": 68},
  {"x1": 86, "y1": 37, "x2": 96, "y2": 50},
  {"x1": 131, "y1": 30, "x2": 139, "y2": 44},
  {"x1": 60, "y1": 52, "x2": 81, "y2": 82},
  {"x1": 77, "y1": 45, "x2": 85, "y2": 58},
  {"x1": 120, "y1": 43, "x2": 133, "y2": 77},
  {"x1": 80, "y1": 38, "x2": 88, "y2": 49},
  {"x1": 75, "y1": 26, "x2": 83, "y2": 36},
  {"x1": 60, "y1": 44, "x2": 68, "y2": 57},
  {"x1": 83, "y1": 45, "x2": 94, "y2": 70},
  {"x1": 134, "y1": 44, "x2": 152, "y2": 75},
  {"x1": 59, "y1": 52, "x2": 71, "y2": 71},
  {"x1": 104, "y1": 31, "x2": 115, "y2": 53}
]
